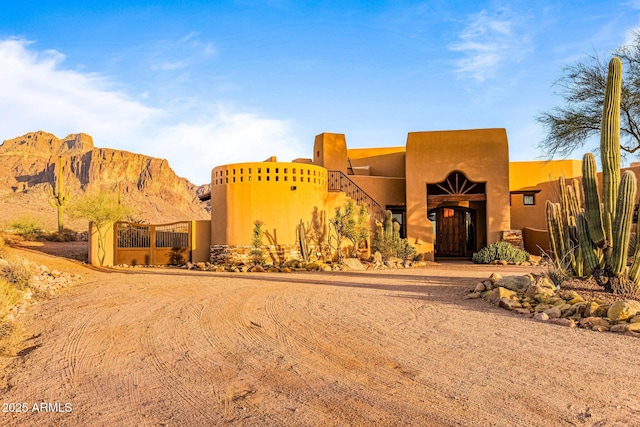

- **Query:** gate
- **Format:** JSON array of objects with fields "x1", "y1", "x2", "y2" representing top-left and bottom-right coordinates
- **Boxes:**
[{"x1": 114, "y1": 221, "x2": 192, "y2": 266}]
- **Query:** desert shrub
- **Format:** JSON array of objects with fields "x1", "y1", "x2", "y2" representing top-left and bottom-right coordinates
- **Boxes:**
[
  {"x1": 372, "y1": 211, "x2": 416, "y2": 261},
  {"x1": 1, "y1": 256, "x2": 33, "y2": 290},
  {"x1": 472, "y1": 241, "x2": 529, "y2": 264},
  {"x1": 44, "y1": 228, "x2": 78, "y2": 242},
  {"x1": 250, "y1": 220, "x2": 266, "y2": 265},
  {"x1": 8, "y1": 216, "x2": 44, "y2": 241},
  {"x1": 0, "y1": 278, "x2": 22, "y2": 320}
]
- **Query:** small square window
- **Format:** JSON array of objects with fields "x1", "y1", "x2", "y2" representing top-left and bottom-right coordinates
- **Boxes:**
[{"x1": 523, "y1": 194, "x2": 535, "y2": 206}]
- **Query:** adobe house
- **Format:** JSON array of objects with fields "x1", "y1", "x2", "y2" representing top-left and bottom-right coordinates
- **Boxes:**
[
  {"x1": 92, "y1": 127, "x2": 615, "y2": 266},
  {"x1": 207, "y1": 128, "x2": 583, "y2": 262}
]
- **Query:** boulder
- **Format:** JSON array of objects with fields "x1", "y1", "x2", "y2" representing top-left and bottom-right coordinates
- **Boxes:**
[
  {"x1": 607, "y1": 300, "x2": 640, "y2": 322},
  {"x1": 550, "y1": 318, "x2": 576, "y2": 328},
  {"x1": 474, "y1": 282, "x2": 486, "y2": 293},
  {"x1": 498, "y1": 298, "x2": 521, "y2": 310},
  {"x1": 342, "y1": 258, "x2": 366, "y2": 271},
  {"x1": 489, "y1": 287, "x2": 517, "y2": 305},
  {"x1": 533, "y1": 312, "x2": 549, "y2": 321},
  {"x1": 488, "y1": 272, "x2": 503, "y2": 284},
  {"x1": 524, "y1": 285, "x2": 555, "y2": 301},
  {"x1": 543, "y1": 307, "x2": 562, "y2": 319},
  {"x1": 495, "y1": 275, "x2": 531, "y2": 292}
]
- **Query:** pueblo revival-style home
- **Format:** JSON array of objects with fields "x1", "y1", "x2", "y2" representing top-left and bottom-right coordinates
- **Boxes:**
[
  {"x1": 96, "y1": 127, "x2": 640, "y2": 266},
  {"x1": 207, "y1": 128, "x2": 583, "y2": 262}
]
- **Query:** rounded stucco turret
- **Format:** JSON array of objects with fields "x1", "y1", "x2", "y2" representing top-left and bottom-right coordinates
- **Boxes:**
[{"x1": 211, "y1": 162, "x2": 329, "y2": 246}]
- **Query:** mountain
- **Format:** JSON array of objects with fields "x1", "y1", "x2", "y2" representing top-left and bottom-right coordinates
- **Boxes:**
[{"x1": 0, "y1": 131, "x2": 210, "y2": 231}]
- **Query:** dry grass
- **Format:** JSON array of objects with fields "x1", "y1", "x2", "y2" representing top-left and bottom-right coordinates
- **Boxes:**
[
  {"x1": 0, "y1": 278, "x2": 22, "y2": 320},
  {"x1": 1, "y1": 255, "x2": 33, "y2": 290},
  {"x1": 0, "y1": 278, "x2": 24, "y2": 356}
]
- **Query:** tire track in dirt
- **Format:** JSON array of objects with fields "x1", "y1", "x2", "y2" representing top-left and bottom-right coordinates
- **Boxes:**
[
  {"x1": 139, "y1": 300, "x2": 222, "y2": 425},
  {"x1": 61, "y1": 308, "x2": 100, "y2": 390}
]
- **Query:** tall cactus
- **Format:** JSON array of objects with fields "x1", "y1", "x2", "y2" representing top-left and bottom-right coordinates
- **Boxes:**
[
  {"x1": 545, "y1": 56, "x2": 640, "y2": 292},
  {"x1": 601, "y1": 57, "x2": 623, "y2": 226},
  {"x1": 48, "y1": 157, "x2": 70, "y2": 232}
]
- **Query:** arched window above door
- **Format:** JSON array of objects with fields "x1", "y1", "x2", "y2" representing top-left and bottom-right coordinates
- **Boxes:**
[{"x1": 427, "y1": 171, "x2": 486, "y2": 196}]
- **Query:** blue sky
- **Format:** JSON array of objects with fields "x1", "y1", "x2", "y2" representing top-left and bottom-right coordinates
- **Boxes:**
[{"x1": 1, "y1": 1, "x2": 639, "y2": 185}]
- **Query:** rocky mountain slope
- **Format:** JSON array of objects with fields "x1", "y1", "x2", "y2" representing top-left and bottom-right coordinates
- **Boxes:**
[{"x1": 0, "y1": 131, "x2": 210, "y2": 231}]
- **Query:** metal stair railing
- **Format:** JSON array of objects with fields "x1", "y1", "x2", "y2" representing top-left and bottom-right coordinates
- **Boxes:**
[{"x1": 327, "y1": 170, "x2": 385, "y2": 222}]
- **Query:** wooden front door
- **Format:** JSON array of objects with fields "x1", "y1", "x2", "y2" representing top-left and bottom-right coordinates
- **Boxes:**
[
  {"x1": 436, "y1": 208, "x2": 465, "y2": 256},
  {"x1": 430, "y1": 207, "x2": 476, "y2": 257}
]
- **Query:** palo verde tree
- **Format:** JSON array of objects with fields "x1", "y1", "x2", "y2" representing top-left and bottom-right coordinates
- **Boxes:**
[
  {"x1": 68, "y1": 192, "x2": 132, "y2": 266},
  {"x1": 537, "y1": 31, "x2": 640, "y2": 158},
  {"x1": 329, "y1": 200, "x2": 369, "y2": 261}
]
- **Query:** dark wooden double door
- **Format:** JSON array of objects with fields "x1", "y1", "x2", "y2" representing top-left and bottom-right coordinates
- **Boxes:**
[{"x1": 430, "y1": 207, "x2": 476, "y2": 257}]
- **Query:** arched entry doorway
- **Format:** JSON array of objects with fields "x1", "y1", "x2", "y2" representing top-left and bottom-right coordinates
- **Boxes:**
[{"x1": 427, "y1": 171, "x2": 486, "y2": 258}]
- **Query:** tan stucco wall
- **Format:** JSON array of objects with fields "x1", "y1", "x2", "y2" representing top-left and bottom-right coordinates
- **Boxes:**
[
  {"x1": 89, "y1": 221, "x2": 114, "y2": 266},
  {"x1": 405, "y1": 129, "x2": 511, "y2": 260},
  {"x1": 191, "y1": 220, "x2": 212, "y2": 263},
  {"x1": 313, "y1": 133, "x2": 348, "y2": 173},
  {"x1": 346, "y1": 147, "x2": 406, "y2": 177},
  {"x1": 509, "y1": 160, "x2": 582, "y2": 232},
  {"x1": 350, "y1": 176, "x2": 406, "y2": 208},
  {"x1": 211, "y1": 162, "x2": 330, "y2": 246}
]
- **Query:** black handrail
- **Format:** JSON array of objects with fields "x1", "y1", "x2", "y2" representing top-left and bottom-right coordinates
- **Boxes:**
[{"x1": 327, "y1": 170, "x2": 385, "y2": 222}]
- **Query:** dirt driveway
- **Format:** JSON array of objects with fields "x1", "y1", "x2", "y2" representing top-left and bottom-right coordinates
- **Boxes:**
[{"x1": 1, "y1": 251, "x2": 640, "y2": 426}]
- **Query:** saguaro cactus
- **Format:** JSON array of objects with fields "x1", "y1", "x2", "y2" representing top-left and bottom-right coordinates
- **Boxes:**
[
  {"x1": 48, "y1": 157, "x2": 70, "y2": 232},
  {"x1": 545, "y1": 57, "x2": 640, "y2": 292}
]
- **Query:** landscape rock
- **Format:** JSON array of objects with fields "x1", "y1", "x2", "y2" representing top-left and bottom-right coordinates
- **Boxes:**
[
  {"x1": 342, "y1": 258, "x2": 366, "y2": 271},
  {"x1": 488, "y1": 273, "x2": 502, "y2": 284},
  {"x1": 470, "y1": 273, "x2": 640, "y2": 338},
  {"x1": 495, "y1": 275, "x2": 531, "y2": 292},
  {"x1": 607, "y1": 300, "x2": 640, "y2": 322},
  {"x1": 533, "y1": 312, "x2": 550, "y2": 321},
  {"x1": 489, "y1": 287, "x2": 516, "y2": 305},
  {"x1": 543, "y1": 307, "x2": 562, "y2": 319}
]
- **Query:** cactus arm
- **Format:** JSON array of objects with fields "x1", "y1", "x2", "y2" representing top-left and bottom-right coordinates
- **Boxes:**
[
  {"x1": 581, "y1": 152, "x2": 606, "y2": 247},
  {"x1": 629, "y1": 237, "x2": 640, "y2": 285},
  {"x1": 546, "y1": 201, "x2": 568, "y2": 274},
  {"x1": 576, "y1": 212, "x2": 601, "y2": 276},
  {"x1": 610, "y1": 171, "x2": 637, "y2": 275}
]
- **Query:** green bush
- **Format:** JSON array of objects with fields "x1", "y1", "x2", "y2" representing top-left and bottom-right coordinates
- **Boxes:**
[
  {"x1": 472, "y1": 241, "x2": 529, "y2": 264},
  {"x1": 8, "y1": 216, "x2": 44, "y2": 241}
]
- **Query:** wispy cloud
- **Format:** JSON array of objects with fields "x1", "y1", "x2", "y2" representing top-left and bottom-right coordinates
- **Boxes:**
[
  {"x1": 449, "y1": 7, "x2": 532, "y2": 82},
  {"x1": 0, "y1": 38, "x2": 304, "y2": 185}
]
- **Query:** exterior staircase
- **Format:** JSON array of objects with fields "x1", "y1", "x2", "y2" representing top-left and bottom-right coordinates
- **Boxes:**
[{"x1": 327, "y1": 170, "x2": 385, "y2": 222}]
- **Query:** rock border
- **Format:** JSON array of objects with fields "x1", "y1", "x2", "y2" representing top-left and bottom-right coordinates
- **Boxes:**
[{"x1": 467, "y1": 273, "x2": 640, "y2": 336}]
